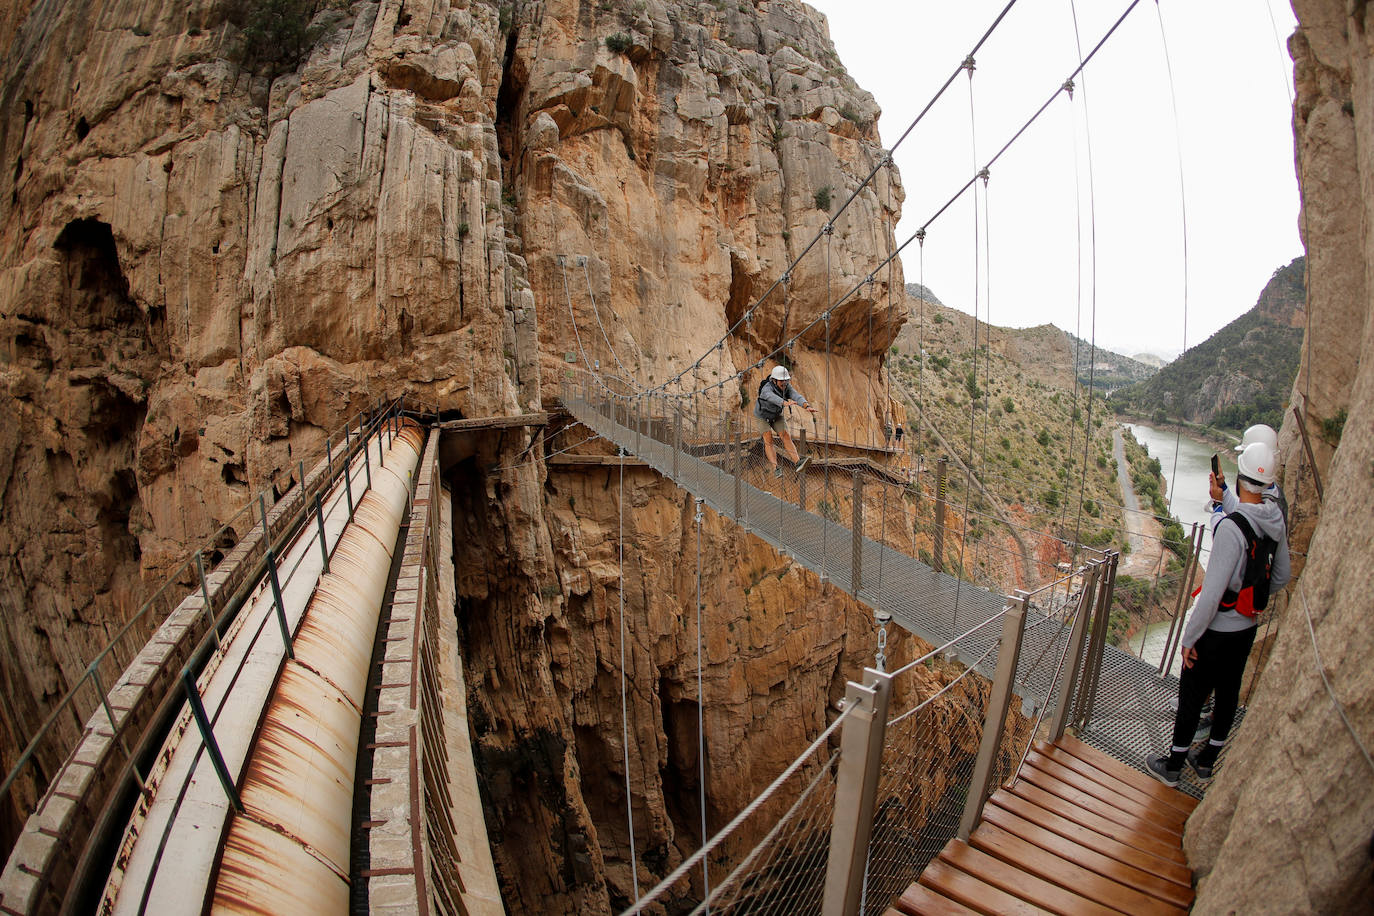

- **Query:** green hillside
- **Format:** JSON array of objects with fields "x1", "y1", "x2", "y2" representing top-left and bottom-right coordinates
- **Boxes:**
[{"x1": 1111, "y1": 258, "x2": 1305, "y2": 432}]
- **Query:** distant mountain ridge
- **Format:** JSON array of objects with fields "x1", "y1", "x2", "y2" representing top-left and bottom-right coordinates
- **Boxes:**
[
  {"x1": 900, "y1": 285, "x2": 1157, "y2": 392},
  {"x1": 1111, "y1": 257, "x2": 1305, "y2": 432}
]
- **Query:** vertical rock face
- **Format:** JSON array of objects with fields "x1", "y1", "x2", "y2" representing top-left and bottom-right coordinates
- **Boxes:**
[
  {"x1": 0, "y1": 0, "x2": 910, "y2": 910},
  {"x1": 1183, "y1": 2, "x2": 1374, "y2": 912}
]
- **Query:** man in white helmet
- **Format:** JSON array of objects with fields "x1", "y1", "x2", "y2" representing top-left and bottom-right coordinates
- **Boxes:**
[
  {"x1": 1147, "y1": 439, "x2": 1291, "y2": 786},
  {"x1": 1211, "y1": 423, "x2": 1288, "y2": 525},
  {"x1": 753, "y1": 365, "x2": 818, "y2": 478}
]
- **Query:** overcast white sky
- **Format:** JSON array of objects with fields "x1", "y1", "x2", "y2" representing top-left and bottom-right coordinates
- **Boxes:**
[{"x1": 809, "y1": 0, "x2": 1302, "y2": 360}]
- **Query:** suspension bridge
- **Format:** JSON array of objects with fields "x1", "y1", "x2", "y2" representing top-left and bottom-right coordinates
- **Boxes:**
[{"x1": 0, "y1": 0, "x2": 1276, "y2": 911}]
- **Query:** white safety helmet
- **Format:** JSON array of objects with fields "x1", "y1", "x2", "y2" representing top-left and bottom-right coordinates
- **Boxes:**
[
  {"x1": 1234, "y1": 423, "x2": 1278, "y2": 454},
  {"x1": 769, "y1": 365, "x2": 791, "y2": 382},
  {"x1": 1237, "y1": 441, "x2": 1278, "y2": 486}
]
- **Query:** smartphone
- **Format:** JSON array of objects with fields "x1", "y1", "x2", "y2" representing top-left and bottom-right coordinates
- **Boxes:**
[{"x1": 1211, "y1": 453, "x2": 1221, "y2": 479}]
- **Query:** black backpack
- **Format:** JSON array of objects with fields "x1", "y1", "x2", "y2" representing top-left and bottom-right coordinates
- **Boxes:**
[{"x1": 1219, "y1": 513, "x2": 1279, "y2": 617}]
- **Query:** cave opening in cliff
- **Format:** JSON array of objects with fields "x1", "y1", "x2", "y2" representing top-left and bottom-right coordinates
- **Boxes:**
[
  {"x1": 658, "y1": 674, "x2": 710, "y2": 852},
  {"x1": 493, "y1": 10, "x2": 525, "y2": 189}
]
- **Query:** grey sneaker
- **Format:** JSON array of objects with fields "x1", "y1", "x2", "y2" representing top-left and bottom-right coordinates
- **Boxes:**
[
  {"x1": 795, "y1": 456, "x2": 810, "y2": 473},
  {"x1": 1186, "y1": 746, "x2": 1214, "y2": 781},
  {"x1": 1146, "y1": 753, "x2": 1180, "y2": 788},
  {"x1": 773, "y1": 466, "x2": 783, "y2": 479}
]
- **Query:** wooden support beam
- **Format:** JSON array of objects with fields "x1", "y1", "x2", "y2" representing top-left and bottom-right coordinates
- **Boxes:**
[{"x1": 435, "y1": 413, "x2": 551, "y2": 431}]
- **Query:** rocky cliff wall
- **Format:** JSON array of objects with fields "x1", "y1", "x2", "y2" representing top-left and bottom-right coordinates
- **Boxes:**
[
  {"x1": 1182, "y1": 3, "x2": 1374, "y2": 911},
  {"x1": 0, "y1": 0, "x2": 913, "y2": 910}
]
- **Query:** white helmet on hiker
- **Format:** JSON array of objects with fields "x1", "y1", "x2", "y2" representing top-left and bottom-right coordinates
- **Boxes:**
[
  {"x1": 1237, "y1": 441, "x2": 1278, "y2": 486},
  {"x1": 1234, "y1": 424, "x2": 1278, "y2": 454},
  {"x1": 769, "y1": 365, "x2": 791, "y2": 381}
]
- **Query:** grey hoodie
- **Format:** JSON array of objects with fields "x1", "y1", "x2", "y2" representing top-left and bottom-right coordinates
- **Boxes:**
[
  {"x1": 1183, "y1": 498, "x2": 1290, "y2": 648},
  {"x1": 754, "y1": 379, "x2": 808, "y2": 421}
]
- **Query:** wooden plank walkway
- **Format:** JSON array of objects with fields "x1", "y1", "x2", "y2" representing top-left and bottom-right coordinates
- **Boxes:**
[{"x1": 884, "y1": 735, "x2": 1196, "y2": 916}]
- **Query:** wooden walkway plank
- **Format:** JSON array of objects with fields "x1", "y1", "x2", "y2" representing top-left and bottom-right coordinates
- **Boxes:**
[
  {"x1": 917, "y1": 859, "x2": 1056, "y2": 915},
  {"x1": 1005, "y1": 774, "x2": 1187, "y2": 851},
  {"x1": 1005, "y1": 780, "x2": 1187, "y2": 864},
  {"x1": 886, "y1": 881, "x2": 984, "y2": 916},
  {"x1": 1022, "y1": 753, "x2": 1187, "y2": 835},
  {"x1": 937, "y1": 841, "x2": 1121, "y2": 916},
  {"x1": 969, "y1": 823, "x2": 1188, "y2": 916},
  {"x1": 988, "y1": 790, "x2": 1192, "y2": 886},
  {"x1": 1056, "y1": 735, "x2": 1199, "y2": 815},
  {"x1": 979, "y1": 806, "x2": 1194, "y2": 909},
  {"x1": 1036, "y1": 741, "x2": 1196, "y2": 816}
]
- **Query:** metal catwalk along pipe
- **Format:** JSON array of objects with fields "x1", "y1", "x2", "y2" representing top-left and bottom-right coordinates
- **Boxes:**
[{"x1": 209, "y1": 421, "x2": 425, "y2": 913}]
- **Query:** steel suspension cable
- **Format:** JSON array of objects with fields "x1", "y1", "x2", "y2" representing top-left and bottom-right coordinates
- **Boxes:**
[
  {"x1": 693, "y1": 497, "x2": 709, "y2": 907},
  {"x1": 618, "y1": 450, "x2": 640, "y2": 901},
  {"x1": 952, "y1": 56, "x2": 982, "y2": 615},
  {"x1": 1068, "y1": 0, "x2": 1104, "y2": 560},
  {"x1": 1151, "y1": 0, "x2": 1190, "y2": 524}
]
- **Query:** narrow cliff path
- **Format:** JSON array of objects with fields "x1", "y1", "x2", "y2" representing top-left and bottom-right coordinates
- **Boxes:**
[{"x1": 1113, "y1": 427, "x2": 1144, "y2": 554}]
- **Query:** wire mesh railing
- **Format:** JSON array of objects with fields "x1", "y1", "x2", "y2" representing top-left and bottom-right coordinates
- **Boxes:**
[{"x1": 617, "y1": 558, "x2": 1104, "y2": 916}]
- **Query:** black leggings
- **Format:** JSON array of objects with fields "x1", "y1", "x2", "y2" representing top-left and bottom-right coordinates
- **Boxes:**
[{"x1": 1170, "y1": 626, "x2": 1257, "y2": 749}]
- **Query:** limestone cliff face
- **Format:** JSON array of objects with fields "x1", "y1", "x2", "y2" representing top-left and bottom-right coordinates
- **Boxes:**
[
  {"x1": 1182, "y1": 3, "x2": 1374, "y2": 912},
  {"x1": 0, "y1": 0, "x2": 909, "y2": 911}
]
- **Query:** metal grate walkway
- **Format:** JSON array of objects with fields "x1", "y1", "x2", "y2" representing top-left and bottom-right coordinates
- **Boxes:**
[{"x1": 562, "y1": 391, "x2": 1202, "y2": 795}]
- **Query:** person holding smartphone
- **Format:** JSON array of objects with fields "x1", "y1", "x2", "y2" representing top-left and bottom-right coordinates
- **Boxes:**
[
  {"x1": 1210, "y1": 424, "x2": 1288, "y2": 527},
  {"x1": 1147, "y1": 439, "x2": 1291, "y2": 786}
]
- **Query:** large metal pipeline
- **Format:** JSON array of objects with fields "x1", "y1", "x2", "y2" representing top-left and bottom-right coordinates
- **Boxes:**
[{"x1": 209, "y1": 420, "x2": 425, "y2": 913}]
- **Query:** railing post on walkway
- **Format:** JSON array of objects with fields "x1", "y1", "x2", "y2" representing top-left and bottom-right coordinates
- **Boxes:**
[
  {"x1": 933, "y1": 457, "x2": 948, "y2": 573},
  {"x1": 1049, "y1": 561, "x2": 1102, "y2": 741},
  {"x1": 958, "y1": 593, "x2": 1028, "y2": 841},
  {"x1": 258, "y1": 492, "x2": 270, "y2": 544},
  {"x1": 326, "y1": 435, "x2": 333, "y2": 478},
  {"x1": 1075, "y1": 551, "x2": 1119, "y2": 730},
  {"x1": 313, "y1": 493, "x2": 331, "y2": 574},
  {"x1": 182, "y1": 668, "x2": 243, "y2": 813},
  {"x1": 798, "y1": 428, "x2": 808, "y2": 510},
  {"x1": 343, "y1": 459, "x2": 355, "y2": 519},
  {"x1": 821, "y1": 668, "x2": 892, "y2": 916},
  {"x1": 265, "y1": 548, "x2": 295, "y2": 659},
  {"x1": 195, "y1": 550, "x2": 221, "y2": 649},
  {"x1": 673, "y1": 406, "x2": 682, "y2": 479},
  {"x1": 1159, "y1": 531, "x2": 1204, "y2": 678},
  {"x1": 733, "y1": 432, "x2": 744, "y2": 528},
  {"x1": 851, "y1": 469, "x2": 864, "y2": 593}
]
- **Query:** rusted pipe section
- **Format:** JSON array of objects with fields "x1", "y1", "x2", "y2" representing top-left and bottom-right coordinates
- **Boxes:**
[{"x1": 209, "y1": 421, "x2": 425, "y2": 913}]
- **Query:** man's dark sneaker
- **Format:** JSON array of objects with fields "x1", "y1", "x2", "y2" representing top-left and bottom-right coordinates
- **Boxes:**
[
  {"x1": 1146, "y1": 753, "x2": 1180, "y2": 788},
  {"x1": 773, "y1": 466, "x2": 783, "y2": 479},
  {"x1": 1187, "y1": 746, "x2": 1214, "y2": 781},
  {"x1": 1193, "y1": 715, "x2": 1213, "y2": 742}
]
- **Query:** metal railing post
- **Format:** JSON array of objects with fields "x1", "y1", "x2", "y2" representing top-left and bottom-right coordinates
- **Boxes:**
[
  {"x1": 673, "y1": 406, "x2": 682, "y2": 479},
  {"x1": 733, "y1": 432, "x2": 743, "y2": 526},
  {"x1": 1076, "y1": 551, "x2": 1119, "y2": 728},
  {"x1": 1160, "y1": 532, "x2": 1204, "y2": 677},
  {"x1": 933, "y1": 457, "x2": 948, "y2": 573},
  {"x1": 265, "y1": 548, "x2": 295, "y2": 658},
  {"x1": 364, "y1": 438, "x2": 372, "y2": 490},
  {"x1": 182, "y1": 669, "x2": 243, "y2": 812},
  {"x1": 850, "y1": 469, "x2": 863, "y2": 593},
  {"x1": 195, "y1": 550, "x2": 221, "y2": 649},
  {"x1": 258, "y1": 492, "x2": 270, "y2": 544},
  {"x1": 298, "y1": 459, "x2": 306, "y2": 494},
  {"x1": 1048, "y1": 561, "x2": 1102, "y2": 741},
  {"x1": 343, "y1": 460, "x2": 355, "y2": 519},
  {"x1": 326, "y1": 435, "x2": 333, "y2": 478},
  {"x1": 820, "y1": 668, "x2": 892, "y2": 916},
  {"x1": 313, "y1": 493, "x2": 331, "y2": 574},
  {"x1": 958, "y1": 594, "x2": 1028, "y2": 840}
]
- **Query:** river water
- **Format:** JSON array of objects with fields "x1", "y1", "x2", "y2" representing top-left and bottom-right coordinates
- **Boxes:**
[{"x1": 1121, "y1": 423, "x2": 1239, "y2": 666}]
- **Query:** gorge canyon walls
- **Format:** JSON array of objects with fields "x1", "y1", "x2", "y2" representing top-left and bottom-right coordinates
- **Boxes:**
[{"x1": 0, "y1": 1, "x2": 917, "y2": 910}]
